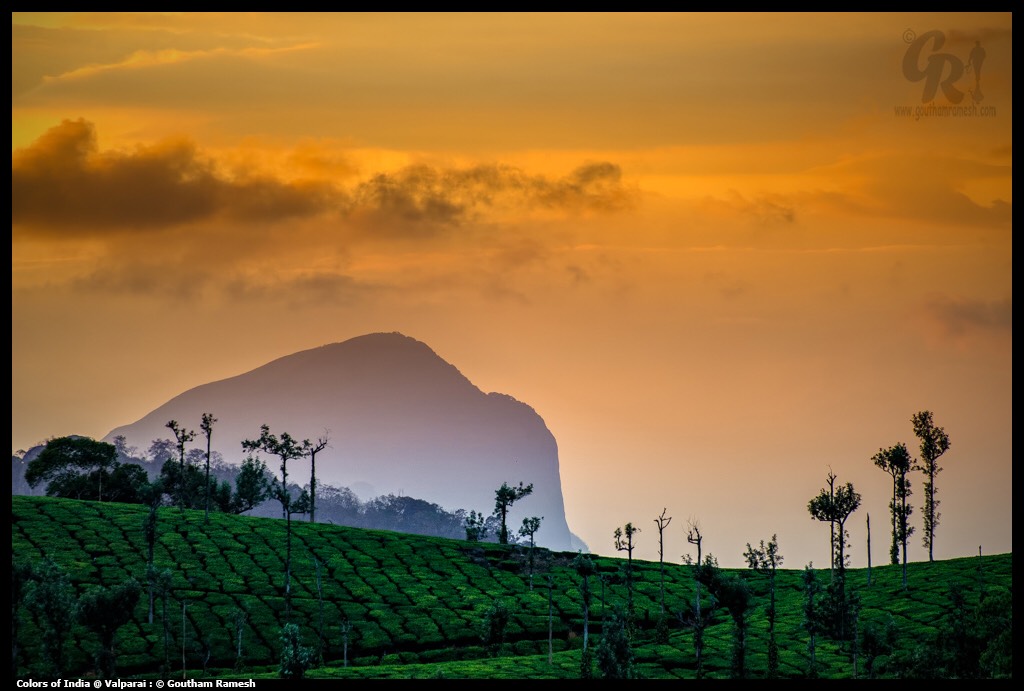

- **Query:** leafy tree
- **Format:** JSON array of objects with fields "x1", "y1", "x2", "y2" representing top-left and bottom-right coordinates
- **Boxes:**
[
  {"x1": 809, "y1": 473, "x2": 861, "y2": 642},
  {"x1": 199, "y1": 413, "x2": 217, "y2": 523},
  {"x1": 493, "y1": 481, "x2": 533, "y2": 544},
  {"x1": 25, "y1": 436, "x2": 119, "y2": 501},
  {"x1": 307, "y1": 432, "x2": 329, "y2": 524},
  {"x1": 147, "y1": 438, "x2": 177, "y2": 465},
  {"x1": 873, "y1": 442, "x2": 914, "y2": 588},
  {"x1": 676, "y1": 584, "x2": 714, "y2": 679},
  {"x1": 613, "y1": 522, "x2": 640, "y2": 622},
  {"x1": 808, "y1": 472, "x2": 861, "y2": 578},
  {"x1": 24, "y1": 558, "x2": 77, "y2": 678},
  {"x1": 519, "y1": 516, "x2": 543, "y2": 590},
  {"x1": 12, "y1": 558, "x2": 36, "y2": 680},
  {"x1": 241, "y1": 424, "x2": 312, "y2": 620},
  {"x1": 860, "y1": 615, "x2": 897, "y2": 679},
  {"x1": 653, "y1": 508, "x2": 672, "y2": 616},
  {"x1": 802, "y1": 564, "x2": 823, "y2": 678},
  {"x1": 911, "y1": 410, "x2": 950, "y2": 562},
  {"x1": 77, "y1": 577, "x2": 142, "y2": 679},
  {"x1": 874, "y1": 443, "x2": 906, "y2": 566},
  {"x1": 974, "y1": 586, "x2": 1012, "y2": 678},
  {"x1": 572, "y1": 552, "x2": 597, "y2": 652},
  {"x1": 112, "y1": 434, "x2": 140, "y2": 462},
  {"x1": 685, "y1": 518, "x2": 704, "y2": 623},
  {"x1": 745, "y1": 534, "x2": 783, "y2": 678},
  {"x1": 697, "y1": 553, "x2": 753, "y2": 679},
  {"x1": 231, "y1": 456, "x2": 271, "y2": 514},
  {"x1": 464, "y1": 510, "x2": 488, "y2": 542},
  {"x1": 888, "y1": 582, "x2": 1012, "y2": 679},
  {"x1": 278, "y1": 623, "x2": 313, "y2": 679},
  {"x1": 596, "y1": 606, "x2": 635, "y2": 680},
  {"x1": 479, "y1": 599, "x2": 512, "y2": 657},
  {"x1": 165, "y1": 420, "x2": 196, "y2": 510},
  {"x1": 159, "y1": 457, "x2": 232, "y2": 513},
  {"x1": 91, "y1": 462, "x2": 149, "y2": 504},
  {"x1": 580, "y1": 646, "x2": 594, "y2": 680}
]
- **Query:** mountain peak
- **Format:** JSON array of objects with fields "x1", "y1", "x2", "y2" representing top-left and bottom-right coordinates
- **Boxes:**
[{"x1": 104, "y1": 333, "x2": 578, "y2": 550}]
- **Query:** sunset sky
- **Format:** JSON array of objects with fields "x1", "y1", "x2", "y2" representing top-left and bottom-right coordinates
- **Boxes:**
[{"x1": 12, "y1": 12, "x2": 1012, "y2": 569}]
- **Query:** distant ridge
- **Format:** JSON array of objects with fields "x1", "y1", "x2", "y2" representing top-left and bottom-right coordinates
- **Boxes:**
[{"x1": 105, "y1": 332, "x2": 582, "y2": 551}]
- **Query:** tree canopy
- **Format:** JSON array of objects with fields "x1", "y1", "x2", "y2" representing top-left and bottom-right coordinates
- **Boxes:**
[{"x1": 25, "y1": 436, "x2": 146, "y2": 503}]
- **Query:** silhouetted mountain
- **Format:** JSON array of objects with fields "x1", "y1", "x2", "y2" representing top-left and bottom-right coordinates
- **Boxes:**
[{"x1": 103, "y1": 332, "x2": 583, "y2": 551}]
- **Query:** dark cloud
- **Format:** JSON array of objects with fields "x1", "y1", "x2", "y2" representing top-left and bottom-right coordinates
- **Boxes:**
[
  {"x1": 347, "y1": 161, "x2": 638, "y2": 237},
  {"x1": 13, "y1": 120, "x2": 637, "y2": 237},
  {"x1": 12, "y1": 119, "x2": 335, "y2": 234},
  {"x1": 925, "y1": 295, "x2": 1012, "y2": 337},
  {"x1": 530, "y1": 161, "x2": 636, "y2": 213}
]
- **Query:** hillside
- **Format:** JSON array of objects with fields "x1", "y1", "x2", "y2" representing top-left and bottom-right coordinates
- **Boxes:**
[
  {"x1": 11, "y1": 496, "x2": 1012, "y2": 679},
  {"x1": 102, "y1": 332, "x2": 581, "y2": 552}
]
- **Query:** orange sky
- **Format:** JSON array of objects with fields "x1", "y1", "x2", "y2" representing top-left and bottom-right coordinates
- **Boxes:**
[{"x1": 12, "y1": 12, "x2": 1012, "y2": 568}]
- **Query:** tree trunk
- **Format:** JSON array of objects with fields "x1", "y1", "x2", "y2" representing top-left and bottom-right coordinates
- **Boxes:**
[
  {"x1": 547, "y1": 577, "x2": 553, "y2": 665},
  {"x1": 309, "y1": 454, "x2": 316, "y2": 524},
  {"x1": 582, "y1": 594, "x2": 589, "y2": 651},
  {"x1": 204, "y1": 435, "x2": 212, "y2": 524},
  {"x1": 866, "y1": 513, "x2": 872, "y2": 586},
  {"x1": 285, "y1": 511, "x2": 292, "y2": 621},
  {"x1": 181, "y1": 600, "x2": 187, "y2": 680}
]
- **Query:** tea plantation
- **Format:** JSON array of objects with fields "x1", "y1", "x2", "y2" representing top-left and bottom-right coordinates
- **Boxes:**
[{"x1": 11, "y1": 495, "x2": 1011, "y2": 679}]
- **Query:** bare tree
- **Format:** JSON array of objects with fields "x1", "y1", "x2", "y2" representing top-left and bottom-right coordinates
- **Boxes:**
[
  {"x1": 307, "y1": 432, "x2": 330, "y2": 524},
  {"x1": 681, "y1": 518, "x2": 709, "y2": 677},
  {"x1": 686, "y1": 518, "x2": 704, "y2": 619},
  {"x1": 653, "y1": 508, "x2": 672, "y2": 616}
]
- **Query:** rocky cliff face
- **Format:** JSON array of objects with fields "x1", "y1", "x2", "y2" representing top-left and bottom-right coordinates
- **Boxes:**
[{"x1": 104, "y1": 332, "x2": 580, "y2": 551}]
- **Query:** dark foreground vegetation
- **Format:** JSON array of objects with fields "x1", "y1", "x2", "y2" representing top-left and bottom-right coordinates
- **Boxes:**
[{"x1": 11, "y1": 495, "x2": 1011, "y2": 680}]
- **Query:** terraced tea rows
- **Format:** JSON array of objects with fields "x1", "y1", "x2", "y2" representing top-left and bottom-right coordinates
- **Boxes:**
[{"x1": 11, "y1": 495, "x2": 1011, "y2": 679}]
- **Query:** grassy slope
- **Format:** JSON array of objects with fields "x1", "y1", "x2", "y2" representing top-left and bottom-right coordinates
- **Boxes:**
[{"x1": 11, "y1": 495, "x2": 1011, "y2": 679}]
